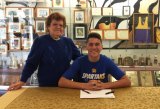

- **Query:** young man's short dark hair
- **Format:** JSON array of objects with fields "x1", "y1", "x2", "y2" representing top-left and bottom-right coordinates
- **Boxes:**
[{"x1": 86, "y1": 32, "x2": 102, "y2": 43}]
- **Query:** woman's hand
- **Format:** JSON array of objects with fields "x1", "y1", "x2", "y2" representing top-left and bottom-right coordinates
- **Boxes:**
[{"x1": 8, "y1": 81, "x2": 25, "y2": 91}]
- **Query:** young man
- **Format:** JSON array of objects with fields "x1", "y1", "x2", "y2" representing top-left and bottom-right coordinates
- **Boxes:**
[{"x1": 58, "y1": 32, "x2": 131, "y2": 90}]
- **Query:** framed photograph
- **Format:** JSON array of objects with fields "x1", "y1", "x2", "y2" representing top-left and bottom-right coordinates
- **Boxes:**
[
  {"x1": 52, "y1": 0, "x2": 64, "y2": 8},
  {"x1": 103, "y1": 29, "x2": 116, "y2": 40},
  {"x1": 22, "y1": 38, "x2": 31, "y2": 50},
  {"x1": 74, "y1": 10, "x2": 85, "y2": 23},
  {"x1": 154, "y1": 27, "x2": 160, "y2": 43},
  {"x1": 116, "y1": 29, "x2": 129, "y2": 40},
  {"x1": 36, "y1": 8, "x2": 50, "y2": 18},
  {"x1": 133, "y1": 13, "x2": 154, "y2": 43},
  {"x1": 102, "y1": 7, "x2": 113, "y2": 16},
  {"x1": 5, "y1": 7, "x2": 19, "y2": 17},
  {"x1": 125, "y1": 71, "x2": 139, "y2": 86},
  {"x1": 21, "y1": 8, "x2": 34, "y2": 18},
  {"x1": 9, "y1": 38, "x2": 21, "y2": 50},
  {"x1": 154, "y1": 71, "x2": 160, "y2": 86},
  {"x1": 123, "y1": 6, "x2": 130, "y2": 16},
  {"x1": 139, "y1": 71, "x2": 154, "y2": 86},
  {"x1": 91, "y1": 8, "x2": 101, "y2": 16},
  {"x1": 23, "y1": 25, "x2": 33, "y2": 34},
  {"x1": 35, "y1": 20, "x2": 46, "y2": 33},
  {"x1": 73, "y1": 23, "x2": 87, "y2": 40},
  {"x1": 8, "y1": 23, "x2": 21, "y2": 33},
  {"x1": 90, "y1": 29, "x2": 103, "y2": 39},
  {"x1": 0, "y1": 44, "x2": 8, "y2": 55}
]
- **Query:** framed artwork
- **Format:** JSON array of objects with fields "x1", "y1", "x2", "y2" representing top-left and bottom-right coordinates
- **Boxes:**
[
  {"x1": 125, "y1": 71, "x2": 139, "y2": 86},
  {"x1": 5, "y1": 7, "x2": 19, "y2": 17},
  {"x1": 133, "y1": 13, "x2": 154, "y2": 43},
  {"x1": 8, "y1": 23, "x2": 21, "y2": 33},
  {"x1": 0, "y1": 27, "x2": 6, "y2": 39},
  {"x1": 23, "y1": 25, "x2": 33, "y2": 34},
  {"x1": 22, "y1": 38, "x2": 31, "y2": 50},
  {"x1": 36, "y1": 8, "x2": 50, "y2": 18},
  {"x1": 154, "y1": 71, "x2": 160, "y2": 86},
  {"x1": 74, "y1": 10, "x2": 85, "y2": 23},
  {"x1": 0, "y1": 44, "x2": 8, "y2": 55},
  {"x1": 102, "y1": 7, "x2": 113, "y2": 16},
  {"x1": 73, "y1": 23, "x2": 87, "y2": 40},
  {"x1": 154, "y1": 27, "x2": 160, "y2": 43},
  {"x1": 35, "y1": 20, "x2": 46, "y2": 33},
  {"x1": 9, "y1": 38, "x2": 21, "y2": 50},
  {"x1": 90, "y1": 29, "x2": 103, "y2": 39},
  {"x1": 103, "y1": 29, "x2": 116, "y2": 40},
  {"x1": 91, "y1": 8, "x2": 101, "y2": 16},
  {"x1": 123, "y1": 6, "x2": 130, "y2": 16},
  {"x1": 52, "y1": 0, "x2": 64, "y2": 8},
  {"x1": 21, "y1": 8, "x2": 34, "y2": 18},
  {"x1": 116, "y1": 29, "x2": 129, "y2": 40},
  {"x1": 139, "y1": 71, "x2": 154, "y2": 86}
]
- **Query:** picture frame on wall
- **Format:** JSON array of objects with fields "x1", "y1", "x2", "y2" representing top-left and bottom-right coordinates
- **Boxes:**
[
  {"x1": 125, "y1": 71, "x2": 139, "y2": 86},
  {"x1": 133, "y1": 13, "x2": 154, "y2": 43},
  {"x1": 116, "y1": 29, "x2": 129, "y2": 40},
  {"x1": 74, "y1": 10, "x2": 85, "y2": 23},
  {"x1": 5, "y1": 7, "x2": 19, "y2": 17},
  {"x1": 154, "y1": 27, "x2": 160, "y2": 43},
  {"x1": 52, "y1": 0, "x2": 64, "y2": 8},
  {"x1": 139, "y1": 71, "x2": 154, "y2": 86},
  {"x1": 8, "y1": 23, "x2": 21, "y2": 33},
  {"x1": 0, "y1": 44, "x2": 8, "y2": 55},
  {"x1": 23, "y1": 25, "x2": 33, "y2": 34},
  {"x1": 91, "y1": 8, "x2": 101, "y2": 16},
  {"x1": 21, "y1": 8, "x2": 34, "y2": 18},
  {"x1": 103, "y1": 29, "x2": 116, "y2": 40},
  {"x1": 35, "y1": 20, "x2": 46, "y2": 33},
  {"x1": 36, "y1": 8, "x2": 50, "y2": 18},
  {"x1": 22, "y1": 38, "x2": 31, "y2": 50},
  {"x1": 102, "y1": 7, "x2": 113, "y2": 16},
  {"x1": 123, "y1": 6, "x2": 130, "y2": 16},
  {"x1": 73, "y1": 23, "x2": 87, "y2": 40},
  {"x1": 9, "y1": 38, "x2": 21, "y2": 50}
]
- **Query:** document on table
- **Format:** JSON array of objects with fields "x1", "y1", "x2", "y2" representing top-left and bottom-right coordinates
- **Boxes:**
[{"x1": 80, "y1": 89, "x2": 115, "y2": 98}]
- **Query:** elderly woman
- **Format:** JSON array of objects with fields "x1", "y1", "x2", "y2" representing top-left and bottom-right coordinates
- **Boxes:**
[{"x1": 8, "y1": 12, "x2": 81, "y2": 90}]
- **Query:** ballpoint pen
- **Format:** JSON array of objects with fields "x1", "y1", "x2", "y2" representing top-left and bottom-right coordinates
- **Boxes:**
[
  {"x1": 105, "y1": 90, "x2": 114, "y2": 95},
  {"x1": 82, "y1": 90, "x2": 91, "y2": 94}
]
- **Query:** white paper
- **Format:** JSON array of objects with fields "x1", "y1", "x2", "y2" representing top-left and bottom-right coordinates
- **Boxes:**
[{"x1": 80, "y1": 89, "x2": 115, "y2": 99}]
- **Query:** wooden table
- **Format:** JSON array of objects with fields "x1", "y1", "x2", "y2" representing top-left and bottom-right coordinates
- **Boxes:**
[{"x1": 0, "y1": 87, "x2": 160, "y2": 109}]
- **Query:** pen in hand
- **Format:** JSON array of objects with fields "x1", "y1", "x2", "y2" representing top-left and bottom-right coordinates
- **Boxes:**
[
  {"x1": 82, "y1": 90, "x2": 91, "y2": 94},
  {"x1": 105, "y1": 90, "x2": 114, "y2": 95}
]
